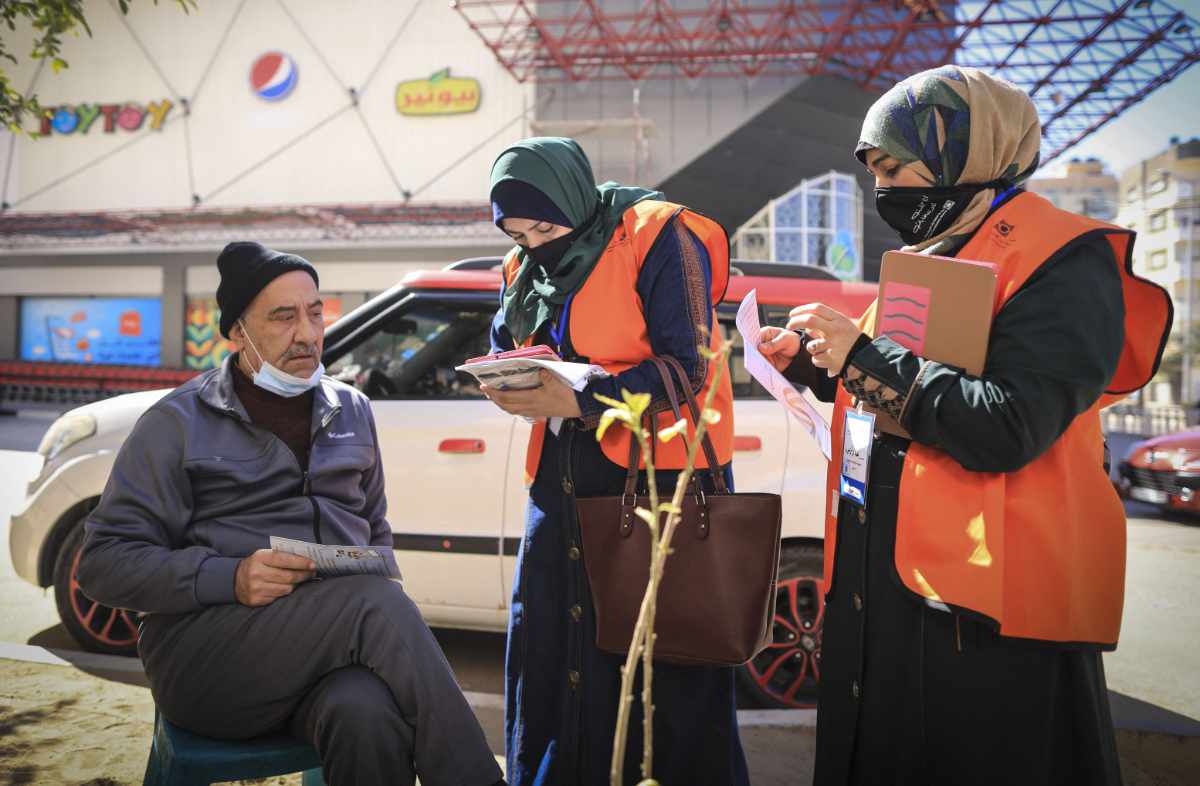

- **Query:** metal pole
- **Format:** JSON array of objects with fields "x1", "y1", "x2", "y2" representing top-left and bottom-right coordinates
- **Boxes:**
[
  {"x1": 1184, "y1": 190, "x2": 1194, "y2": 406},
  {"x1": 632, "y1": 85, "x2": 641, "y2": 185}
]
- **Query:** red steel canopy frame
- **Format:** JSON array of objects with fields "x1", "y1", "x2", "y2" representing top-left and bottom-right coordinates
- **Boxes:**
[{"x1": 452, "y1": 0, "x2": 1200, "y2": 162}]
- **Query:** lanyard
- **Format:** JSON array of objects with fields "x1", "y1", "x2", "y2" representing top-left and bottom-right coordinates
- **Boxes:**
[
  {"x1": 990, "y1": 186, "x2": 1017, "y2": 210},
  {"x1": 549, "y1": 292, "x2": 576, "y2": 354}
]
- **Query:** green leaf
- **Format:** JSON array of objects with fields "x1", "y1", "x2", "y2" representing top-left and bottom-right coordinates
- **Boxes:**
[
  {"x1": 596, "y1": 407, "x2": 634, "y2": 441},
  {"x1": 657, "y1": 418, "x2": 687, "y2": 443},
  {"x1": 596, "y1": 411, "x2": 616, "y2": 441},
  {"x1": 50, "y1": 57, "x2": 66, "y2": 73},
  {"x1": 621, "y1": 389, "x2": 651, "y2": 419},
  {"x1": 593, "y1": 393, "x2": 626, "y2": 410}
]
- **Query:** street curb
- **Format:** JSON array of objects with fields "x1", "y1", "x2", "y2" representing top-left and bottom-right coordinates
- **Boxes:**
[
  {"x1": 0, "y1": 644, "x2": 1191, "y2": 743},
  {"x1": 737, "y1": 709, "x2": 818, "y2": 728},
  {"x1": 0, "y1": 641, "x2": 145, "y2": 673},
  {"x1": 0, "y1": 643, "x2": 820, "y2": 728}
]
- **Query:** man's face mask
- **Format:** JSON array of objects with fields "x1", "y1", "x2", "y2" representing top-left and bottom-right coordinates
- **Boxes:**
[
  {"x1": 874, "y1": 181, "x2": 1006, "y2": 245},
  {"x1": 239, "y1": 320, "x2": 324, "y2": 398}
]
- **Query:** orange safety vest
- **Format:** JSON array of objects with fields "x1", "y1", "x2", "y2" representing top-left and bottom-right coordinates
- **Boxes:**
[
  {"x1": 824, "y1": 191, "x2": 1172, "y2": 647},
  {"x1": 502, "y1": 199, "x2": 735, "y2": 485}
]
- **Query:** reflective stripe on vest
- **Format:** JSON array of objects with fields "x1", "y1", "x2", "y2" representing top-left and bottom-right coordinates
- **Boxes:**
[
  {"x1": 503, "y1": 200, "x2": 735, "y2": 486},
  {"x1": 823, "y1": 191, "x2": 1172, "y2": 646}
]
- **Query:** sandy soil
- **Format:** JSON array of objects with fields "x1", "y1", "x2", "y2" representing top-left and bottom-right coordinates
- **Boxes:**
[
  {"x1": 2, "y1": 653, "x2": 1197, "y2": 786},
  {"x1": 0, "y1": 656, "x2": 301, "y2": 786}
]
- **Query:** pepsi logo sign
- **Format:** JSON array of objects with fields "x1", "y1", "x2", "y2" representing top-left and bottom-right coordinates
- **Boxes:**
[{"x1": 250, "y1": 52, "x2": 299, "y2": 102}]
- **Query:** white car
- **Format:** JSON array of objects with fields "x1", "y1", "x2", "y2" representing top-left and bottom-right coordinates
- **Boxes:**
[{"x1": 9, "y1": 260, "x2": 875, "y2": 709}]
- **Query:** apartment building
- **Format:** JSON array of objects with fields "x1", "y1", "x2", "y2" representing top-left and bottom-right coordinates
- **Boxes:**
[
  {"x1": 1117, "y1": 138, "x2": 1200, "y2": 404},
  {"x1": 1029, "y1": 157, "x2": 1119, "y2": 220}
]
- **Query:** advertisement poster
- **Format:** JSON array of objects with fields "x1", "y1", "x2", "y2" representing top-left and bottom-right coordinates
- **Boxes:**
[
  {"x1": 20, "y1": 297, "x2": 162, "y2": 367},
  {"x1": 185, "y1": 296, "x2": 343, "y2": 371}
]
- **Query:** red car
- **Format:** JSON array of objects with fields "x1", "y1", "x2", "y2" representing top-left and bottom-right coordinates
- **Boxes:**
[{"x1": 1118, "y1": 428, "x2": 1200, "y2": 514}]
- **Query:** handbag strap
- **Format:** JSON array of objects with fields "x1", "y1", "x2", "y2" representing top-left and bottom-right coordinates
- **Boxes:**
[
  {"x1": 661, "y1": 355, "x2": 730, "y2": 495},
  {"x1": 619, "y1": 356, "x2": 728, "y2": 497},
  {"x1": 622, "y1": 358, "x2": 687, "y2": 497}
]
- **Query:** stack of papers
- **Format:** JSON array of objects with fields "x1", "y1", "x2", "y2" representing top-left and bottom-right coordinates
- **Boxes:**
[
  {"x1": 735, "y1": 289, "x2": 832, "y2": 461},
  {"x1": 457, "y1": 345, "x2": 609, "y2": 392}
]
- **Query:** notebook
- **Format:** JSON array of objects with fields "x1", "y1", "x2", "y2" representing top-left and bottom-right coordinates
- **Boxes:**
[{"x1": 866, "y1": 250, "x2": 998, "y2": 438}]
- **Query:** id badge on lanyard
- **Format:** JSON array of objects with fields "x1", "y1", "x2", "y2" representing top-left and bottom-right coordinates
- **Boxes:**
[
  {"x1": 547, "y1": 294, "x2": 576, "y2": 437},
  {"x1": 549, "y1": 292, "x2": 576, "y2": 356},
  {"x1": 839, "y1": 408, "x2": 875, "y2": 507}
]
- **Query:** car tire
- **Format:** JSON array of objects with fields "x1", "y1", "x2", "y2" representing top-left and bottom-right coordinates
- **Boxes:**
[
  {"x1": 738, "y1": 542, "x2": 824, "y2": 709},
  {"x1": 53, "y1": 523, "x2": 140, "y2": 657}
]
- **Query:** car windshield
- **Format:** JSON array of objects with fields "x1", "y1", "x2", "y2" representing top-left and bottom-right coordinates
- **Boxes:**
[{"x1": 328, "y1": 300, "x2": 495, "y2": 400}]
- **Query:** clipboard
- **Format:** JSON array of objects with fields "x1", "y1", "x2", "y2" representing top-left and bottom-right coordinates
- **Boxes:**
[{"x1": 865, "y1": 250, "x2": 998, "y2": 437}]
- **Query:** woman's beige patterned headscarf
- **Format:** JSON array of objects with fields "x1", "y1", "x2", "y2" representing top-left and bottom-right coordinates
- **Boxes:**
[{"x1": 856, "y1": 65, "x2": 1042, "y2": 255}]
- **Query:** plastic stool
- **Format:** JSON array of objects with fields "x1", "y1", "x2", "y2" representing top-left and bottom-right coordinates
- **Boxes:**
[{"x1": 143, "y1": 710, "x2": 326, "y2": 786}]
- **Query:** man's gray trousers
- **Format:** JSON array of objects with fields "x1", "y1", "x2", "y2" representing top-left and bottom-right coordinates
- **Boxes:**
[{"x1": 138, "y1": 575, "x2": 502, "y2": 786}]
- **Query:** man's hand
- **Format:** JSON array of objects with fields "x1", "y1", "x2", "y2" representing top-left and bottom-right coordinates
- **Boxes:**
[
  {"x1": 235, "y1": 550, "x2": 316, "y2": 607},
  {"x1": 758, "y1": 326, "x2": 803, "y2": 372},
  {"x1": 481, "y1": 369, "x2": 583, "y2": 419},
  {"x1": 787, "y1": 303, "x2": 866, "y2": 378}
]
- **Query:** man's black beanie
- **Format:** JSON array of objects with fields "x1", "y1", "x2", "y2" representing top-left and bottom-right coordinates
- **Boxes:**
[{"x1": 216, "y1": 241, "x2": 319, "y2": 338}]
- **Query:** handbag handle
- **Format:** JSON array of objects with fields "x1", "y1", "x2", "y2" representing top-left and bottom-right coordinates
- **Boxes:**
[
  {"x1": 619, "y1": 356, "x2": 729, "y2": 499},
  {"x1": 622, "y1": 358, "x2": 687, "y2": 496},
  {"x1": 660, "y1": 356, "x2": 730, "y2": 495}
]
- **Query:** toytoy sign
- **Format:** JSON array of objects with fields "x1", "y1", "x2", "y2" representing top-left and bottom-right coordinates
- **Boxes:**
[{"x1": 35, "y1": 100, "x2": 175, "y2": 136}]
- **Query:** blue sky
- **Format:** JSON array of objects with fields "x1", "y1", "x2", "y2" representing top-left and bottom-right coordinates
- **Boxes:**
[{"x1": 1042, "y1": 0, "x2": 1200, "y2": 176}]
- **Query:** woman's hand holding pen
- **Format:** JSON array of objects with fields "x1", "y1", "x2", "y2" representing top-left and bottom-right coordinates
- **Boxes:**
[{"x1": 787, "y1": 303, "x2": 865, "y2": 378}]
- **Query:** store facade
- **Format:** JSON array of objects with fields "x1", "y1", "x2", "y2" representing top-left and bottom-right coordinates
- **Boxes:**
[{"x1": 0, "y1": 0, "x2": 529, "y2": 367}]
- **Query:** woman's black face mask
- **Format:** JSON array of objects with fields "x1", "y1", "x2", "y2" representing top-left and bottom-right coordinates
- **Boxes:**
[
  {"x1": 525, "y1": 229, "x2": 578, "y2": 271},
  {"x1": 522, "y1": 211, "x2": 598, "y2": 272},
  {"x1": 874, "y1": 181, "x2": 1006, "y2": 245}
]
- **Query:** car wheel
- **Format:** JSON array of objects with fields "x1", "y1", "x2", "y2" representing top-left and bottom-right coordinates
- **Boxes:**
[
  {"x1": 53, "y1": 523, "x2": 139, "y2": 657},
  {"x1": 738, "y1": 542, "x2": 824, "y2": 708}
]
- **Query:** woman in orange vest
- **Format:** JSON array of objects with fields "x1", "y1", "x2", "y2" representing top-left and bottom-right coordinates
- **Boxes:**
[
  {"x1": 480, "y1": 137, "x2": 745, "y2": 786},
  {"x1": 759, "y1": 67, "x2": 1171, "y2": 785}
]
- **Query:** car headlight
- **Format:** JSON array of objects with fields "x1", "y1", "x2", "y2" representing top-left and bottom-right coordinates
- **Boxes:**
[{"x1": 37, "y1": 413, "x2": 97, "y2": 462}]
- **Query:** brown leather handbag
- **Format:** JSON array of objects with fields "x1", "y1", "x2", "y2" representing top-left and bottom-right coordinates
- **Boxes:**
[{"x1": 576, "y1": 356, "x2": 782, "y2": 667}]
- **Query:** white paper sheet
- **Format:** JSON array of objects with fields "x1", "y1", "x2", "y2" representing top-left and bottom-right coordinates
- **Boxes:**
[
  {"x1": 456, "y1": 357, "x2": 609, "y2": 392},
  {"x1": 270, "y1": 536, "x2": 402, "y2": 580},
  {"x1": 735, "y1": 289, "x2": 832, "y2": 461}
]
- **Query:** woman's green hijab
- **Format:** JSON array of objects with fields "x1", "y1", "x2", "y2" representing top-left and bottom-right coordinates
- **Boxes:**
[{"x1": 491, "y1": 137, "x2": 662, "y2": 343}]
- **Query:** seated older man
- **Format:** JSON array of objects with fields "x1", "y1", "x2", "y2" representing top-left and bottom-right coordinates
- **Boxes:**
[{"x1": 78, "y1": 242, "x2": 503, "y2": 786}]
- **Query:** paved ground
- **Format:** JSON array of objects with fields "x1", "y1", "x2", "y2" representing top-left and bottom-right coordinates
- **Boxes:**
[{"x1": 1, "y1": 411, "x2": 1198, "y2": 784}]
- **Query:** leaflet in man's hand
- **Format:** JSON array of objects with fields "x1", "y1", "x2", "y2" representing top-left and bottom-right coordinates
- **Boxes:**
[
  {"x1": 457, "y1": 346, "x2": 608, "y2": 392},
  {"x1": 270, "y1": 536, "x2": 402, "y2": 580},
  {"x1": 735, "y1": 289, "x2": 832, "y2": 461}
]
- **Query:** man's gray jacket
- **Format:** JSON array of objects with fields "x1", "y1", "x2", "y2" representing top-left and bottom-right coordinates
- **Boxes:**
[{"x1": 79, "y1": 357, "x2": 390, "y2": 614}]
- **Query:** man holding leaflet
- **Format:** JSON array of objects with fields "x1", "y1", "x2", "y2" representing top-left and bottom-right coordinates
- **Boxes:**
[{"x1": 79, "y1": 241, "x2": 502, "y2": 786}]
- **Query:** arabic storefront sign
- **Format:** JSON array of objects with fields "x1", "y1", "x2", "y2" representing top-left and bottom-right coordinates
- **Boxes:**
[
  {"x1": 35, "y1": 100, "x2": 175, "y2": 136},
  {"x1": 395, "y1": 69, "x2": 480, "y2": 116}
]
